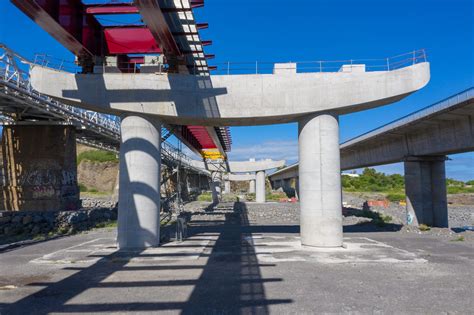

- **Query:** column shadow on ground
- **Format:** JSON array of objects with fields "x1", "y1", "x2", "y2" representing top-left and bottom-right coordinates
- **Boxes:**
[{"x1": 0, "y1": 202, "x2": 292, "y2": 314}]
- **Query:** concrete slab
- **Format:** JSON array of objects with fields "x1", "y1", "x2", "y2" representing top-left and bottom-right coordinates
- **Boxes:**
[{"x1": 31, "y1": 235, "x2": 215, "y2": 265}]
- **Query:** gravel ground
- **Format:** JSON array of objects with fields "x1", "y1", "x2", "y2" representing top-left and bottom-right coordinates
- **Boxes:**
[{"x1": 184, "y1": 192, "x2": 474, "y2": 242}]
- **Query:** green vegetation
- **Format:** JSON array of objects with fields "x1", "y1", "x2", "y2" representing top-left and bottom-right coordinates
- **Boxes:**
[
  {"x1": 77, "y1": 149, "x2": 118, "y2": 164},
  {"x1": 94, "y1": 220, "x2": 117, "y2": 229},
  {"x1": 446, "y1": 178, "x2": 474, "y2": 194},
  {"x1": 342, "y1": 168, "x2": 404, "y2": 194},
  {"x1": 266, "y1": 191, "x2": 288, "y2": 201},
  {"x1": 419, "y1": 224, "x2": 431, "y2": 231},
  {"x1": 197, "y1": 192, "x2": 213, "y2": 202},
  {"x1": 79, "y1": 183, "x2": 88, "y2": 192},
  {"x1": 342, "y1": 168, "x2": 474, "y2": 196},
  {"x1": 79, "y1": 183, "x2": 108, "y2": 196},
  {"x1": 386, "y1": 193, "x2": 406, "y2": 202},
  {"x1": 451, "y1": 235, "x2": 465, "y2": 242}
]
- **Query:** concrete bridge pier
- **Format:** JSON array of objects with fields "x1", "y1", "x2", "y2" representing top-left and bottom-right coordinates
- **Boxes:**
[
  {"x1": 224, "y1": 180, "x2": 231, "y2": 194},
  {"x1": 256, "y1": 171, "x2": 266, "y2": 203},
  {"x1": 298, "y1": 114, "x2": 343, "y2": 247},
  {"x1": 0, "y1": 123, "x2": 80, "y2": 211},
  {"x1": 117, "y1": 115, "x2": 162, "y2": 249},
  {"x1": 404, "y1": 156, "x2": 448, "y2": 227},
  {"x1": 249, "y1": 179, "x2": 256, "y2": 194},
  {"x1": 210, "y1": 172, "x2": 222, "y2": 204}
]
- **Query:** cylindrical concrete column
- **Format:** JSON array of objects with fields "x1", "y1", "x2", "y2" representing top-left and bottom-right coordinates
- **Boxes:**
[
  {"x1": 298, "y1": 114, "x2": 342, "y2": 247},
  {"x1": 117, "y1": 115, "x2": 161, "y2": 249},
  {"x1": 224, "y1": 180, "x2": 231, "y2": 194},
  {"x1": 249, "y1": 179, "x2": 256, "y2": 194},
  {"x1": 256, "y1": 171, "x2": 266, "y2": 203}
]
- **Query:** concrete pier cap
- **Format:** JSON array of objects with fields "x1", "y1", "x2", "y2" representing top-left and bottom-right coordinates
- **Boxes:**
[
  {"x1": 30, "y1": 62, "x2": 430, "y2": 126},
  {"x1": 29, "y1": 60, "x2": 430, "y2": 248}
]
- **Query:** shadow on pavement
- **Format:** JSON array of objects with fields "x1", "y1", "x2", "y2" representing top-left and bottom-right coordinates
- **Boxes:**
[{"x1": 0, "y1": 201, "x2": 292, "y2": 314}]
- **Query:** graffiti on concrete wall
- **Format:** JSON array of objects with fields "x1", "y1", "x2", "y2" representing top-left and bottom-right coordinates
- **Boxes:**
[
  {"x1": 14, "y1": 159, "x2": 77, "y2": 187},
  {"x1": 32, "y1": 185, "x2": 57, "y2": 199}
]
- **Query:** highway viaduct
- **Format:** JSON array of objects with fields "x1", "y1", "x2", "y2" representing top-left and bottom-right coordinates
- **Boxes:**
[
  {"x1": 30, "y1": 57, "x2": 430, "y2": 249},
  {"x1": 269, "y1": 88, "x2": 474, "y2": 228}
]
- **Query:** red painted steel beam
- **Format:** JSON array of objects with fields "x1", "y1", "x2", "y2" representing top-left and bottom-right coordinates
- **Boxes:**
[
  {"x1": 187, "y1": 126, "x2": 217, "y2": 149},
  {"x1": 104, "y1": 27, "x2": 162, "y2": 55},
  {"x1": 86, "y1": 5, "x2": 139, "y2": 15},
  {"x1": 133, "y1": 0, "x2": 181, "y2": 57},
  {"x1": 11, "y1": 0, "x2": 97, "y2": 59}
]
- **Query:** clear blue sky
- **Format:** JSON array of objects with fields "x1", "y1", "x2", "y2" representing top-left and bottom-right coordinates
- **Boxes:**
[{"x1": 1, "y1": 0, "x2": 473, "y2": 180}]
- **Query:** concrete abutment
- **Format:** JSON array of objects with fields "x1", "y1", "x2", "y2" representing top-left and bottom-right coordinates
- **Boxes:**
[
  {"x1": 0, "y1": 123, "x2": 80, "y2": 211},
  {"x1": 298, "y1": 114, "x2": 343, "y2": 247}
]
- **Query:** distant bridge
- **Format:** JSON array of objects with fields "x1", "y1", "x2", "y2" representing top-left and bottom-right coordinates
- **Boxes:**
[{"x1": 269, "y1": 87, "x2": 474, "y2": 228}]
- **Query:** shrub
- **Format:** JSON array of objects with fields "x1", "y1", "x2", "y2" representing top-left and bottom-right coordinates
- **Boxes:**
[
  {"x1": 419, "y1": 224, "x2": 431, "y2": 231},
  {"x1": 79, "y1": 183, "x2": 88, "y2": 192}
]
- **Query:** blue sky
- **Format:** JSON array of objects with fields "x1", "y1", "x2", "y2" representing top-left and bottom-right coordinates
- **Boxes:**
[{"x1": 1, "y1": 0, "x2": 473, "y2": 180}]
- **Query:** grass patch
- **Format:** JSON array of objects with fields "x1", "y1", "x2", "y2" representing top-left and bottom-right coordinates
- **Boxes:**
[
  {"x1": 94, "y1": 220, "x2": 117, "y2": 229},
  {"x1": 266, "y1": 191, "x2": 287, "y2": 201},
  {"x1": 77, "y1": 150, "x2": 118, "y2": 164},
  {"x1": 386, "y1": 193, "x2": 405, "y2": 202},
  {"x1": 451, "y1": 235, "x2": 465, "y2": 242},
  {"x1": 447, "y1": 186, "x2": 474, "y2": 194},
  {"x1": 419, "y1": 224, "x2": 431, "y2": 231},
  {"x1": 197, "y1": 192, "x2": 213, "y2": 202}
]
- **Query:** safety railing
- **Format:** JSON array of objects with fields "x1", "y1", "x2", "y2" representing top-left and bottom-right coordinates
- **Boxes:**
[
  {"x1": 0, "y1": 44, "x2": 121, "y2": 140},
  {"x1": 212, "y1": 49, "x2": 427, "y2": 75},
  {"x1": 1, "y1": 45, "x2": 204, "y2": 171},
  {"x1": 30, "y1": 49, "x2": 427, "y2": 76}
]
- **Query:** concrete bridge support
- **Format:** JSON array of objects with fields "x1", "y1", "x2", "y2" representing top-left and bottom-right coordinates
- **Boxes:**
[
  {"x1": 249, "y1": 179, "x2": 256, "y2": 194},
  {"x1": 224, "y1": 180, "x2": 231, "y2": 194},
  {"x1": 404, "y1": 156, "x2": 448, "y2": 227},
  {"x1": 117, "y1": 115, "x2": 162, "y2": 249},
  {"x1": 256, "y1": 171, "x2": 266, "y2": 203},
  {"x1": 211, "y1": 172, "x2": 222, "y2": 204},
  {"x1": 299, "y1": 114, "x2": 343, "y2": 247},
  {"x1": 0, "y1": 123, "x2": 80, "y2": 211}
]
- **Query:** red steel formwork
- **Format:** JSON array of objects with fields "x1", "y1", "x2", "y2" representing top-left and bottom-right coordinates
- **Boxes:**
[{"x1": 12, "y1": 0, "x2": 231, "y2": 155}]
